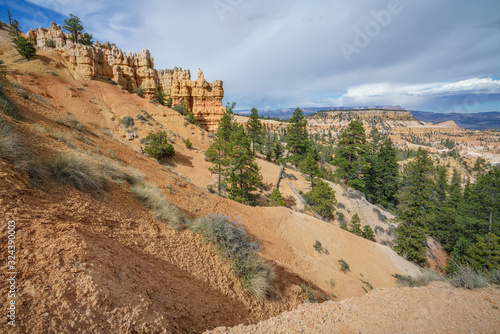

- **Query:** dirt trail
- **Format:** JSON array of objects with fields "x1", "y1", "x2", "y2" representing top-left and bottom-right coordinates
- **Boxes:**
[{"x1": 208, "y1": 282, "x2": 500, "y2": 333}]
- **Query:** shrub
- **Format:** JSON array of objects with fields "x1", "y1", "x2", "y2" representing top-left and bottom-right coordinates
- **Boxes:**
[
  {"x1": 29, "y1": 153, "x2": 107, "y2": 197},
  {"x1": 300, "y1": 283, "x2": 318, "y2": 303},
  {"x1": 121, "y1": 116, "x2": 135, "y2": 128},
  {"x1": 190, "y1": 214, "x2": 275, "y2": 300},
  {"x1": 0, "y1": 96, "x2": 23, "y2": 120},
  {"x1": 130, "y1": 182, "x2": 184, "y2": 230},
  {"x1": 134, "y1": 86, "x2": 144, "y2": 97},
  {"x1": 313, "y1": 240, "x2": 323, "y2": 253},
  {"x1": 185, "y1": 139, "x2": 192, "y2": 149},
  {"x1": 393, "y1": 269, "x2": 445, "y2": 287},
  {"x1": 13, "y1": 36, "x2": 37, "y2": 60},
  {"x1": 450, "y1": 266, "x2": 489, "y2": 289},
  {"x1": 0, "y1": 120, "x2": 28, "y2": 167},
  {"x1": 339, "y1": 259, "x2": 350, "y2": 274},
  {"x1": 144, "y1": 131, "x2": 175, "y2": 160}
]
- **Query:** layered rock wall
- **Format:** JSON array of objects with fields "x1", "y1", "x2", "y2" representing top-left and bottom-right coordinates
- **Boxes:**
[{"x1": 26, "y1": 23, "x2": 225, "y2": 132}]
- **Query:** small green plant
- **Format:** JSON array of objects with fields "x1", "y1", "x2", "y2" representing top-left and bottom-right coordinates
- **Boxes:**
[
  {"x1": 207, "y1": 184, "x2": 215, "y2": 193},
  {"x1": 360, "y1": 279, "x2": 373, "y2": 290},
  {"x1": 362, "y1": 225, "x2": 376, "y2": 241},
  {"x1": 45, "y1": 39, "x2": 56, "y2": 48},
  {"x1": 134, "y1": 86, "x2": 144, "y2": 97},
  {"x1": 190, "y1": 214, "x2": 275, "y2": 301},
  {"x1": 269, "y1": 188, "x2": 286, "y2": 207},
  {"x1": 144, "y1": 131, "x2": 175, "y2": 160},
  {"x1": 185, "y1": 139, "x2": 192, "y2": 149},
  {"x1": 121, "y1": 116, "x2": 135, "y2": 128},
  {"x1": 300, "y1": 283, "x2": 319, "y2": 303},
  {"x1": 339, "y1": 259, "x2": 350, "y2": 274},
  {"x1": 313, "y1": 240, "x2": 323, "y2": 253}
]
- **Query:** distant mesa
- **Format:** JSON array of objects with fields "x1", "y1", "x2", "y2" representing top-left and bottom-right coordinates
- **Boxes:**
[{"x1": 26, "y1": 22, "x2": 225, "y2": 132}]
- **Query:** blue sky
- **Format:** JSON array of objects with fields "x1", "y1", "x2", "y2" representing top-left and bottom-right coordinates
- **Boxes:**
[{"x1": 2, "y1": 0, "x2": 500, "y2": 113}]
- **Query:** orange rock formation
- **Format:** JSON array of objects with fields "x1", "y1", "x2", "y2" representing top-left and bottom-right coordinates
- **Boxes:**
[{"x1": 26, "y1": 23, "x2": 225, "y2": 132}]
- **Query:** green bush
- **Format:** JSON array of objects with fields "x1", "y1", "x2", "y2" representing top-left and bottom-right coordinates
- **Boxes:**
[
  {"x1": 362, "y1": 225, "x2": 376, "y2": 241},
  {"x1": 185, "y1": 139, "x2": 192, "y2": 149},
  {"x1": 45, "y1": 39, "x2": 56, "y2": 48},
  {"x1": 313, "y1": 240, "x2": 323, "y2": 253},
  {"x1": 130, "y1": 182, "x2": 184, "y2": 230},
  {"x1": 121, "y1": 116, "x2": 135, "y2": 128},
  {"x1": 270, "y1": 188, "x2": 286, "y2": 207},
  {"x1": 134, "y1": 86, "x2": 144, "y2": 97},
  {"x1": 190, "y1": 214, "x2": 275, "y2": 301},
  {"x1": 144, "y1": 131, "x2": 175, "y2": 160},
  {"x1": 338, "y1": 259, "x2": 350, "y2": 274}
]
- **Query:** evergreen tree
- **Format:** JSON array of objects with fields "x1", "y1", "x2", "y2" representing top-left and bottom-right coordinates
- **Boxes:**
[
  {"x1": 363, "y1": 225, "x2": 376, "y2": 241},
  {"x1": 349, "y1": 214, "x2": 363, "y2": 236},
  {"x1": 465, "y1": 233, "x2": 500, "y2": 270},
  {"x1": 225, "y1": 125, "x2": 263, "y2": 205},
  {"x1": 333, "y1": 120, "x2": 368, "y2": 190},
  {"x1": 393, "y1": 148, "x2": 435, "y2": 264},
  {"x1": 63, "y1": 14, "x2": 86, "y2": 44},
  {"x1": 273, "y1": 137, "x2": 284, "y2": 162},
  {"x1": 270, "y1": 188, "x2": 286, "y2": 207},
  {"x1": 156, "y1": 85, "x2": 167, "y2": 106},
  {"x1": 435, "y1": 166, "x2": 448, "y2": 205},
  {"x1": 13, "y1": 36, "x2": 37, "y2": 60},
  {"x1": 80, "y1": 32, "x2": 94, "y2": 46},
  {"x1": 304, "y1": 179, "x2": 336, "y2": 219},
  {"x1": 206, "y1": 112, "x2": 233, "y2": 194},
  {"x1": 298, "y1": 152, "x2": 320, "y2": 187},
  {"x1": 246, "y1": 107, "x2": 263, "y2": 155},
  {"x1": 285, "y1": 108, "x2": 309, "y2": 165},
  {"x1": 8, "y1": 19, "x2": 21, "y2": 39},
  {"x1": 364, "y1": 137, "x2": 399, "y2": 208},
  {"x1": 226, "y1": 101, "x2": 236, "y2": 114}
]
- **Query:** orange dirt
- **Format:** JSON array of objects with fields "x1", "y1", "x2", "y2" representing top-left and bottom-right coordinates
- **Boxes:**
[{"x1": 208, "y1": 282, "x2": 500, "y2": 333}]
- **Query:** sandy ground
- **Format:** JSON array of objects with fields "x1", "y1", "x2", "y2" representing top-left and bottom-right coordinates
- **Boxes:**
[{"x1": 208, "y1": 282, "x2": 500, "y2": 334}]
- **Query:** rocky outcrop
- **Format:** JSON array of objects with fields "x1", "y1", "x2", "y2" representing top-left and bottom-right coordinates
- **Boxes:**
[
  {"x1": 306, "y1": 109, "x2": 460, "y2": 134},
  {"x1": 26, "y1": 23, "x2": 225, "y2": 132}
]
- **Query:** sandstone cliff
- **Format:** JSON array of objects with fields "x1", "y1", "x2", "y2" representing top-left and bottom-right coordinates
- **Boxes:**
[
  {"x1": 26, "y1": 22, "x2": 225, "y2": 132},
  {"x1": 305, "y1": 109, "x2": 460, "y2": 134}
]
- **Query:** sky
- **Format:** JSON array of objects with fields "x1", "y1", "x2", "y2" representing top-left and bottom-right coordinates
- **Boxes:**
[{"x1": 2, "y1": 0, "x2": 500, "y2": 113}]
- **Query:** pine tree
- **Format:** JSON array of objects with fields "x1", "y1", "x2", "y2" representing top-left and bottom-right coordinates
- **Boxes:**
[
  {"x1": 304, "y1": 179, "x2": 336, "y2": 219},
  {"x1": 349, "y1": 214, "x2": 363, "y2": 236},
  {"x1": 333, "y1": 120, "x2": 368, "y2": 190},
  {"x1": 364, "y1": 137, "x2": 399, "y2": 208},
  {"x1": 225, "y1": 125, "x2": 263, "y2": 205},
  {"x1": 246, "y1": 107, "x2": 263, "y2": 155},
  {"x1": 393, "y1": 148, "x2": 435, "y2": 263},
  {"x1": 13, "y1": 36, "x2": 37, "y2": 60},
  {"x1": 63, "y1": 14, "x2": 86, "y2": 44},
  {"x1": 435, "y1": 166, "x2": 448, "y2": 205},
  {"x1": 299, "y1": 152, "x2": 320, "y2": 187},
  {"x1": 270, "y1": 188, "x2": 286, "y2": 207},
  {"x1": 206, "y1": 112, "x2": 233, "y2": 194},
  {"x1": 363, "y1": 225, "x2": 376, "y2": 241},
  {"x1": 465, "y1": 233, "x2": 500, "y2": 270},
  {"x1": 285, "y1": 108, "x2": 309, "y2": 165}
]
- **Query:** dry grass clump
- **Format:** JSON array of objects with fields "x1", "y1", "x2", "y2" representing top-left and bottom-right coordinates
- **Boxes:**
[
  {"x1": 130, "y1": 182, "x2": 185, "y2": 230},
  {"x1": 190, "y1": 214, "x2": 275, "y2": 301},
  {"x1": 450, "y1": 266, "x2": 490, "y2": 290},
  {"x1": 393, "y1": 269, "x2": 445, "y2": 287},
  {"x1": 97, "y1": 155, "x2": 144, "y2": 185}
]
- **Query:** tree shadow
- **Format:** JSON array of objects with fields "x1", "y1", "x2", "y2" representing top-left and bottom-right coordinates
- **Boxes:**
[{"x1": 169, "y1": 151, "x2": 193, "y2": 167}]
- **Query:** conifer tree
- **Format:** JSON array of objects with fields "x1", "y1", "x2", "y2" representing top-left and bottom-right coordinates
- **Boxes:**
[
  {"x1": 349, "y1": 214, "x2": 363, "y2": 236},
  {"x1": 465, "y1": 233, "x2": 500, "y2": 270},
  {"x1": 363, "y1": 225, "x2": 376, "y2": 241},
  {"x1": 299, "y1": 152, "x2": 320, "y2": 187},
  {"x1": 63, "y1": 14, "x2": 86, "y2": 44},
  {"x1": 304, "y1": 179, "x2": 336, "y2": 219},
  {"x1": 270, "y1": 188, "x2": 286, "y2": 207},
  {"x1": 206, "y1": 112, "x2": 233, "y2": 194},
  {"x1": 246, "y1": 107, "x2": 263, "y2": 155},
  {"x1": 285, "y1": 108, "x2": 309, "y2": 165},
  {"x1": 225, "y1": 125, "x2": 263, "y2": 205},
  {"x1": 333, "y1": 120, "x2": 368, "y2": 190},
  {"x1": 394, "y1": 148, "x2": 435, "y2": 263}
]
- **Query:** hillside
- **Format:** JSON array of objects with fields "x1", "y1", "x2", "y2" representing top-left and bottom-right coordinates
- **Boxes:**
[
  {"x1": 0, "y1": 25, "x2": 431, "y2": 332},
  {"x1": 411, "y1": 110, "x2": 500, "y2": 130}
]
